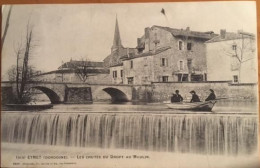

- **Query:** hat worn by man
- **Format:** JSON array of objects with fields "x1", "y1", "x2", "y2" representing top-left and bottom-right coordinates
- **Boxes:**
[
  {"x1": 190, "y1": 90, "x2": 195, "y2": 94},
  {"x1": 209, "y1": 89, "x2": 214, "y2": 92}
]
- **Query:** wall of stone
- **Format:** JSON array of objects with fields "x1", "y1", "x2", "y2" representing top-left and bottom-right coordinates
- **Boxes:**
[
  {"x1": 123, "y1": 56, "x2": 154, "y2": 85},
  {"x1": 1, "y1": 86, "x2": 15, "y2": 104},
  {"x1": 123, "y1": 26, "x2": 209, "y2": 85},
  {"x1": 132, "y1": 85, "x2": 153, "y2": 102},
  {"x1": 150, "y1": 82, "x2": 257, "y2": 102},
  {"x1": 110, "y1": 65, "x2": 123, "y2": 84},
  {"x1": 65, "y1": 87, "x2": 93, "y2": 104}
]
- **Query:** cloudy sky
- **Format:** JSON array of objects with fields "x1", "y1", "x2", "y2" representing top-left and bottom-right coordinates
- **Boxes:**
[{"x1": 1, "y1": 2, "x2": 257, "y2": 79}]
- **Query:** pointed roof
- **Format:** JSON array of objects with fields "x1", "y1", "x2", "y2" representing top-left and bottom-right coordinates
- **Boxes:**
[{"x1": 111, "y1": 17, "x2": 123, "y2": 51}]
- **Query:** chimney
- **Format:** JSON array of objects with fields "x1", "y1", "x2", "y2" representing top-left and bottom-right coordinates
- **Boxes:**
[
  {"x1": 186, "y1": 27, "x2": 190, "y2": 31},
  {"x1": 145, "y1": 27, "x2": 150, "y2": 39},
  {"x1": 220, "y1": 29, "x2": 226, "y2": 39},
  {"x1": 145, "y1": 27, "x2": 151, "y2": 51},
  {"x1": 137, "y1": 38, "x2": 141, "y2": 47}
]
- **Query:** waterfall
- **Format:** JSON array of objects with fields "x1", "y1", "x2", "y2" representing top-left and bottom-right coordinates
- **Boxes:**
[{"x1": 1, "y1": 113, "x2": 258, "y2": 155}]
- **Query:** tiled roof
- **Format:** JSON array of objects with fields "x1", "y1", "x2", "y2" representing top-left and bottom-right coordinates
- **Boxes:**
[
  {"x1": 205, "y1": 32, "x2": 255, "y2": 43},
  {"x1": 58, "y1": 61, "x2": 104, "y2": 69},
  {"x1": 37, "y1": 68, "x2": 109, "y2": 76},
  {"x1": 154, "y1": 25, "x2": 217, "y2": 40},
  {"x1": 103, "y1": 47, "x2": 136, "y2": 67},
  {"x1": 121, "y1": 46, "x2": 171, "y2": 61},
  {"x1": 110, "y1": 63, "x2": 123, "y2": 67}
]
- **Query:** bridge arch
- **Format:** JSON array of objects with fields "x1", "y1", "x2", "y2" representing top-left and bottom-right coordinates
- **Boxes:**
[
  {"x1": 31, "y1": 86, "x2": 61, "y2": 104},
  {"x1": 102, "y1": 87, "x2": 129, "y2": 102}
]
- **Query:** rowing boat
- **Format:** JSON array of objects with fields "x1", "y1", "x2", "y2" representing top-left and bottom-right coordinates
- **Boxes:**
[{"x1": 165, "y1": 100, "x2": 217, "y2": 111}]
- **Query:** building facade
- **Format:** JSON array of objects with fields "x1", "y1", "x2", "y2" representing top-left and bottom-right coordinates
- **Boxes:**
[
  {"x1": 206, "y1": 30, "x2": 256, "y2": 83},
  {"x1": 121, "y1": 26, "x2": 216, "y2": 85}
]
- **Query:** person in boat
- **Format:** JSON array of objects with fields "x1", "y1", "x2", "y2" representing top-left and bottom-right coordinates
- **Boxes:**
[
  {"x1": 171, "y1": 90, "x2": 183, "y2": 103},
  {"x1": 205, "y1": 89, "x2": 216, "y2": 101},
  {"x1": 190, "y1": 90, "x2": 201, "y2": 103}
]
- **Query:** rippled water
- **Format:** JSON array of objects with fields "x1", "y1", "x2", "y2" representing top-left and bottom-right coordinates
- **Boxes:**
[{"x1": 37, "y1": 100, "x2": 257, "y2": 114}]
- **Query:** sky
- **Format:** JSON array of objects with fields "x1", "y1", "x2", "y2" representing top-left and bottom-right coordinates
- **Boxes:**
[{"x1": 1, "y1": 2, "x2": 257, "y2": 79}]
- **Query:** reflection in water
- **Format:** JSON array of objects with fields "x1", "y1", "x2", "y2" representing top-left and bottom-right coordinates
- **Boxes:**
[{"x1": 41, "y1": 100, "x2": 257, "y2": 114}]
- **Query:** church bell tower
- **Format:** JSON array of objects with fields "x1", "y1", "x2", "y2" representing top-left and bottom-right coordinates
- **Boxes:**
[{"x1": 111, "y1": 17, "x2": 123, "y2": 53}]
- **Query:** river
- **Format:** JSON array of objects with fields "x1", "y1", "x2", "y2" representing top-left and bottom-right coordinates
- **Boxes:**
[
  {"x1": 18, "y1": 100, "x2": 258, "y2": 114},
  {"x1": 1, "y1": 100, "x2": 259, "y2": 168}
]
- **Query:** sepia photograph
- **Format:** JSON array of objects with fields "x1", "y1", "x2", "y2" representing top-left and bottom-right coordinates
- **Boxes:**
[{"x1": 1, "y1": 1, "x2": 259, "y2": 168}]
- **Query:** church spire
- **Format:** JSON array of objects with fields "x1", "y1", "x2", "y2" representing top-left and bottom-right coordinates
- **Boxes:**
[{"x1": 111, "y1": 16, "x2": 123, "y2": 52}]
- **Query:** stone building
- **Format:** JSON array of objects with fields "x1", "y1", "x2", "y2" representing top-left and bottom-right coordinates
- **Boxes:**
[
  {"x1": 35, "y1": 59, "x2": 110, "y2": 84},
  {"x1": 121, "y1": 26, "x2": 217, "y2": 85},
  {"x1": 103, "y1": 17, "x2": 136, "y2": 84},
  {"x1": 206, "y1": 30, "x2": 256, "y2": 83}
]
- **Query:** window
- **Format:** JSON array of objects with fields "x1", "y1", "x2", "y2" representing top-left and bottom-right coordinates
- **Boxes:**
[
  {"x1": 178, "y1": 41, "x2": 183, "y2": 50},
  {"x1": 191, "y1": 74, "x2": 203, "y2": 82},
  {"x1": 233, "y1": 75, "x2": 238, "y2": 83},
  {"x1": 187, "y1": 43, "x2": 192, "y2": 50},
  {"x1": 177, "y1": 74, "x2": 188, "y2": 82},
  {"x1": 127, "y1": 77, "x2": 134, "y2": 84},
  {"x1": 232, "y1": 44, "x2": 237, "y2": 50},
  {"x1": 161, "y1": 58, "x2": 168, "y2": 67},
  {"x1": 162, "y1": 76, "x2": 168, "y2": 82},
  {"x1": 120, "y1": 70, "x2": 123, "y2": 78},
  {"x1": 179, "y1": 61, "x2": 184, "y2": 70},
  {"x1": 130, "y1": 60, "x2": 133, "y2": 69},
  {"x1": 112, "y1": 71, "x2": 117, "y2": 78}
]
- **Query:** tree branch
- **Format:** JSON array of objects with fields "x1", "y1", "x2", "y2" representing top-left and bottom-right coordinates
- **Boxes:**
[{"x1": 1, "y1": 5, "x2": 13, "y2": 50}]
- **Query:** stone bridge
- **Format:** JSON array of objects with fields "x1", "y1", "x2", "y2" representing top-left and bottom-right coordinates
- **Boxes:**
[{"x1": 1, "y1": 81, "x2": 134, "y2": 104}]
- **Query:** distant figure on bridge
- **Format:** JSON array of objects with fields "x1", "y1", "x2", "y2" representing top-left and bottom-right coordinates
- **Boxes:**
[
  {"x1": 171, "y1": 90, "x2": 183, "y2": 103},
  {"x1": 190, "y1": 90, "x2": 201, "y2": 103},
  {"x1": 205, "y1": 89, "x2": 216, "y2": 101}
]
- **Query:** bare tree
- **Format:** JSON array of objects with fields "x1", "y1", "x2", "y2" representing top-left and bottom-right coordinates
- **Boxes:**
[
  {"x1": 223, "y1": 32, "x2": 255, "y2": 83},
  {"x1": 1, "y1": 5, "x2": 13, "y2": 50},
  {"x1": 10, "y1": 21, "x2": 36, "y2": 104},
  {"x1": 72, "y1": 58, "x2": 92, "y2": 83}
]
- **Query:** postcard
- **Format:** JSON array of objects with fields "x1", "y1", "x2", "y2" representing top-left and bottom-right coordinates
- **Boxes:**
[{"x1": 1, "y1": 2, "x2": 258, "y2": 168}]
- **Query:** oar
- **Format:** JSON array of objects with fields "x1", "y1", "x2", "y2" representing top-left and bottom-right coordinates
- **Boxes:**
[{"x1": 214, "y1": 97, "x2": 235, "y2": 100}]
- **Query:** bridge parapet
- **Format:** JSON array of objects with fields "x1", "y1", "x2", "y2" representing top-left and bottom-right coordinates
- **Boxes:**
[{"x1": 1, "y1": 81, "x2": 141, "y2": 104}]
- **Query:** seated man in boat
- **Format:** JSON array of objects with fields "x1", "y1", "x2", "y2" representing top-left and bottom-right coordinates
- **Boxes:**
[
  {"x1": 171, "y1": 90, "x2": 183, "y2": 103},
  {"x1": 190, "y1": 90, "x2": 201, "y2": 102},
  {"x1": 205, "y1": 89, "x2": 216, "y2": 101}
]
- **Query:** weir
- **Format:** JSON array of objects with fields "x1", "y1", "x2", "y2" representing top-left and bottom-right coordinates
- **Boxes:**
[{"x1": 1, "y1": 112, "x2": 258, "y2": 155}]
